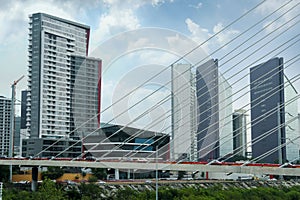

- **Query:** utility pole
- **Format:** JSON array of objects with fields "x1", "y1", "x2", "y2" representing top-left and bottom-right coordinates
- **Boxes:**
[
  {"x1": 9, "y1": 75, "x2": 24, "y2": 182},
  {"x1": 156, "y1": 144, "x2": 158, "y2": 200},
  {"x1": 277, "y1": 103, "x2": 283, "y2": 180}
]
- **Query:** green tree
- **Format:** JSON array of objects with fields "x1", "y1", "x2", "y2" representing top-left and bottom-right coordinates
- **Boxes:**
[
  {"x1": 114, "y1": 187, "x2": 138, "y2": 200},
  {"x1": 41, "y1": 166, "x2": 64, "y2": 180},
  {"x1": 158, "y1": 187, "x2": 182, "y2": 200},
  {"x1": 91, "y1": 168, "x2": 107, "y2": 180},
  {"x1": 34, "y1": 179, "x2": 65, "y2": 200},
  {"x1": 286, "y1": 190, "x2": 300, "y2": 200},
  {"x1": 88, "y1": 175, "x2": 98, "y2": 182},
  {"x1": 78, "y1": 183, "x2": 104, "y2": 200},
  {"x1": 3, "y1": 188, "x2": 32, "y2": 200},
  {"x1": 0, "y1": 165, "x2": 9, "y2": 182},
  {"x1": 65, "y1": 186, "x2": 81, "y2": 200}
]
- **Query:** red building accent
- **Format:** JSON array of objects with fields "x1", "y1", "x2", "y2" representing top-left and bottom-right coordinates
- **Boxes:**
[{"x1": 86, "y1": 29, "x2": 90, "y2": 56}]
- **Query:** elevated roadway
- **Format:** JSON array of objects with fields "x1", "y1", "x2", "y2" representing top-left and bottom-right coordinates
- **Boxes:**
[{"x1": 0, "y1": 159, "x2": 300, "y2": 176}]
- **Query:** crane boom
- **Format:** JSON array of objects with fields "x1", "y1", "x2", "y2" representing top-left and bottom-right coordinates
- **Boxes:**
[{"x1": 13, "y1": 75, "x2": 25, "y2": 85}]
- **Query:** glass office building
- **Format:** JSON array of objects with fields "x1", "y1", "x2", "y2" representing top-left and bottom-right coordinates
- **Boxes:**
[
  {"x1": 250, "y1": 57, "x2": 299, "y2": 163},
  {"x1": 83, "y1": 124, "x2": 170, "y2": 160},
  {"x1": 196, "y1": 59, "x2": 233, "y2": 161}
]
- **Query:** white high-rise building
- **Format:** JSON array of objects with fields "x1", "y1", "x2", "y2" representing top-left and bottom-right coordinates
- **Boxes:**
[
  {"x1": 284, "y1": 76, "x2": 299, "y2": 162},
  {"x1": 0, "y1": 96, "x2": 11, "y2": 156},
  {"x1": 232, "y1": 109, "x2": 248, "y2": 157},
  {"x1": 25, "y1": 13, "x2": 101, "y2": 157},
  {"x1": 171, "y1": 64, "x2": 197, "y2": 161}
]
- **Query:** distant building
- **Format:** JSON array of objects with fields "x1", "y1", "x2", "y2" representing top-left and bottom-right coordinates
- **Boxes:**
[
  {"x1": 20, "y1": 90, "x2": 30, "y2": 156},
  {"x1": 284, "y1": 73, "x2": 299, "y2": 162},
  {"x1": 70, "y1": 55, "x2": 101, "y2": 137},
  {"x1": 171, "y1": 63, "x2": 197, "y2": 161},
  {"x1": 232, "y1": 110, "x2": 248, "y2": 157},
  {"x1": 14, "y1": 116, "x2": 21, "y2": 156},
  {"x1": 83, "y1": 124, "x2": 170, "y2": 161},
  {"x1": 20, "y1": 90, "x2": 28, "y2": 129},
  {"x1": 0, "y1": 96, "x2": 11, "y2": 156},
  {"x1": 196, "y1": 59, "x2": 233, "y2": 161},
  {"x1": 22, "y1": 138, "x2": 81, "y2": 158},
  {"x1": 250, "y1": 57, "x2": 299, "y2": 163},
  {"x1": 26, "y1": 13, "x2": 101, "y2": 157}
]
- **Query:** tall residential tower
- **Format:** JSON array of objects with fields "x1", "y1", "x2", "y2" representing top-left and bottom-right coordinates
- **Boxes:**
[
  {"x1": 24, "y1": 13, "x2": 101, "y2": 157},
  {"x1": 0, "y1": 96, "x2": 11, "y2": 156},
  {"x1": 171, "y1": 64, "x2": 197, "y2": 161}
]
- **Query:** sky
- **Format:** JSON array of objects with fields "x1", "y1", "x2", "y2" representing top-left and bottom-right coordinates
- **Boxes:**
[{"x1": 0, "y1": 0, "x2": 299, "y2": 131}]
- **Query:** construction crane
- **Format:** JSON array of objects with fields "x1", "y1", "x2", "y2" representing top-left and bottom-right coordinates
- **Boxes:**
[{"x1": 9, "y1": 75, "x2": 25, "y2": 182}]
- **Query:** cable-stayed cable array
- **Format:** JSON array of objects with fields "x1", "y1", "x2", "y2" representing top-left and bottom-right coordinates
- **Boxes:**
[{"x1": 32, "y1": 0, "x2": 300, "y2": 170}]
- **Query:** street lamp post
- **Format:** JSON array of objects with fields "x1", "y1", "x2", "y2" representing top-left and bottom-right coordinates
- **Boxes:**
[
  {"x1": 277, "y1": 103, "x2": 283, "y2": 180},
  {"x1": 8, "y1": 84, "x2": 15, "y2": 182},
  {"x1": 156, "y1": 144, "x2": 158, "y2": 200},
  {"x1": 277, "y1": 103, "x2": 283, "y2": 164},
  {"x1": 155, "y1": 134, "x2": 168, "y2": 200}
]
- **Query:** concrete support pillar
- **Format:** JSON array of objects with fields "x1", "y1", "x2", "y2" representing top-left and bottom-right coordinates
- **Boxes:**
[
  {"x1": 127, "y1": 169, "x2": 130, "y2": 179},
  {"x1": 31, "y1": 167, "x2": 38, "y2": 192},
  {"x1": 115, "y1": 169, "x2": 119, "y2": 180}
]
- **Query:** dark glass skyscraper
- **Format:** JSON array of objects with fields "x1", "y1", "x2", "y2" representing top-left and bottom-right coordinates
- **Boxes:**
[
  {"x1": 250, "y1": 57, "x2": 285, "y2": 163},
  {"x1": 196, "y1": 59, "x2": 233, "y2": 161},
  {"x1": 250, "y1": 57, "x2": 299, "y2": 163},
  {"x1": 20, "y1": 90, "x2": 28, "y2": 129}
]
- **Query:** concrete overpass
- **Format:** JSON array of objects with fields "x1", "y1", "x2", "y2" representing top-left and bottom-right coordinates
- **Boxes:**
[{"x1": 1, "y1": 159, "x2": 300, "y2": 176}]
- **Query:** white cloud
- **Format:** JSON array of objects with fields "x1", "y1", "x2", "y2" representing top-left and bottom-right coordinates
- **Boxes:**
[
  {"x1": 188, "y1": 2, "x2": 203, "y2": 9},
  {"x1": 0, "y1": 0, "x2": 90, "y2": 101},
  {"x1": 256, "y1": 0, "x2": 300, "y2": 33},
  {"x1": 166, "y1": 33, "x2": 209, "y2": 64},
  {"x1": 91, "y1": 0, "x2": 175, "y2": 48},
  {"x1": 151, "y1": 0, "x2": 174, "y2": 7},
  {"x1": 0, "y1": 0, "x2": 93, "y2": 45},
  {"x1": 185, "y1": 18, "x2": 211, "y2": 51},
  {"x1": 91, "y1": 8, "x2": 140, "y2": 48},
  {"x1": 185, "y1": 18, "x2": 240, "y2": 51},
  {"x1": 212, "y1": 22, "x2": 240, "y2": 47}
]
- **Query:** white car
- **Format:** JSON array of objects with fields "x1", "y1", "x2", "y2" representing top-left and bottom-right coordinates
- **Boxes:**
[
  {"x1": 145, "y1": 180, "x2": 152, "y2": 184},
  {"x1": 97, "y1": 180, "x2": 106, "y2": 185}
]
